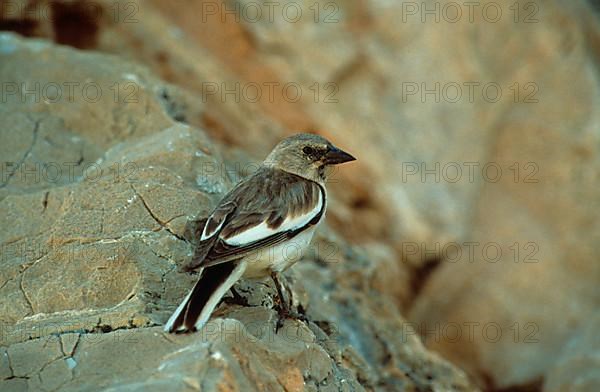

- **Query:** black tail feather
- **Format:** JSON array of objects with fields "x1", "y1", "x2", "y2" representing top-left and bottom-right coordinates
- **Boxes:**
[{"x1": 165, "y1": 262, "x2": 240, "y2": 333}]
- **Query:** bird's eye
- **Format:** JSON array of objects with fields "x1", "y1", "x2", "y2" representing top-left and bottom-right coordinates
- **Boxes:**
[{"x1": 302, "y1": 146, "x2": 314, "y2": 156}]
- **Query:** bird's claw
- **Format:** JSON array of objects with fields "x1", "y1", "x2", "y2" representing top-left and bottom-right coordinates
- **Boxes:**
[{"x1": 274, "y1": 301, "x2": 309, "y2": 331}]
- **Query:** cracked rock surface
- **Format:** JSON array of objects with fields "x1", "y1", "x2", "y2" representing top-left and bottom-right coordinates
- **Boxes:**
[
  {"x1": 0, "y1": 34, "x2": 475, "y2": 391},
  {"x1": 6, "y1": 0, "x2": 599, "y2": 390}
]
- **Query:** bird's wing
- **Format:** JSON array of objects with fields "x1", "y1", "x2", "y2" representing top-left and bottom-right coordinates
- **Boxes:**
[{"x1": 182, "y1": 167, "x2": 325, "y2": 271}]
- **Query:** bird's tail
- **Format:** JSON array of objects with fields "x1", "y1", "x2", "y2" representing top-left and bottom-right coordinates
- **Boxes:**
[{"x1": 164, "y1": 261, "x2": 247, "y2": 333}]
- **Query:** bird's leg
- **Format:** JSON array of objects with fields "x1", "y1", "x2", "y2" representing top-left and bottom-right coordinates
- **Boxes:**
[
  {"x1": 283, "y1": 275, "x2": 294, "y2": 311},
  {"x1": 271, "y1": 271, "x2": 290, "y2": 312},
  {"x1": 271, "y1": 271, "x2": 308, "y2": 330}
]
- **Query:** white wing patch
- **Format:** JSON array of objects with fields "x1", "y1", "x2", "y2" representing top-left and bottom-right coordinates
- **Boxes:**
[
  {"x1": 223, "y1": 190, "x2": 323, "y2": 246},
  {"x1": 200, "y1": 214, "x2": 226, "y2": 240}
]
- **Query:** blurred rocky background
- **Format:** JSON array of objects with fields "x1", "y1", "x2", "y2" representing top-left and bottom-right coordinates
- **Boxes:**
[{"x1": 1, "y1": 0, "x2": 599, "y2": 391}]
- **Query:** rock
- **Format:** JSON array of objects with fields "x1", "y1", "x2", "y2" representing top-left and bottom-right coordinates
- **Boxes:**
[
  {"x1": 0, "y1": 33, "x2": 476, "y2": 391},
  {"x1": 3, "y1": 0, "x2": 598, "y2": 389},
  {"x1": 405, "y1": 1, "x2": 600, "y2": 387},
  {"x1": 544, "y1": 315, "x2": 600, "y2": 392},
  {"x1": 0, "y1": 33, "x2": 226, "y2": 347}
]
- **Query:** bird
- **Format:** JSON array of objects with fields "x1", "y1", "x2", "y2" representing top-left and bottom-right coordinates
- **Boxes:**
[{"x1": 164, "y1": 133, "x2": 356, "y2": 333}]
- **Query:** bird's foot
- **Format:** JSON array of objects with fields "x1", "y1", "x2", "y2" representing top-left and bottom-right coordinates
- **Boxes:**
[
  {"x1": 270, "y1": 271, "x2": 309, "y2": 331},
  {"x1": 275, "y1": 303, "x2": 309, "y2": 331}
]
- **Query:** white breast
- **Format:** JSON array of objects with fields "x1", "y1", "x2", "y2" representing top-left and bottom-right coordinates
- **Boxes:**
[{"x1": 242, "y1": 226, "x2": 318, "y2": 278}]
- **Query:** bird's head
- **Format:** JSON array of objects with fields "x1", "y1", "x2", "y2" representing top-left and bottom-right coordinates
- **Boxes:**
[{"x1": 264, "y1": 133, "x2": 356, "y2": 183}]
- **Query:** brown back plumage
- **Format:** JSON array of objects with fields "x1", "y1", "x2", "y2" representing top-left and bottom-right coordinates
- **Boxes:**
[{"x1": 182, "y1": 167, "x2": 325, "y2": 271}]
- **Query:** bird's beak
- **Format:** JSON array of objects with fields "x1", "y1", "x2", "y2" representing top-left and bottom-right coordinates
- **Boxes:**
[{"x1": 323, "y1": 145, "x2": 356, "y2": 165}]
